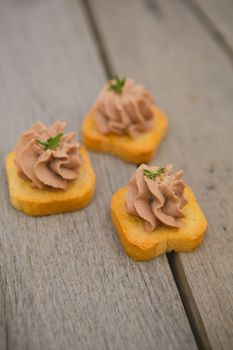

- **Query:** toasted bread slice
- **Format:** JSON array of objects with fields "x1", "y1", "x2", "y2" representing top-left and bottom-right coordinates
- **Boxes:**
[
  {"x1": 82, "y1": 106, "x2": 168, "y2": 164},
  {"x1": 5, "y1": 147, "x2": 95, "y2": 216},
  {"x1": 111, "y1": 186, "x2": 207, "y2": 261}
]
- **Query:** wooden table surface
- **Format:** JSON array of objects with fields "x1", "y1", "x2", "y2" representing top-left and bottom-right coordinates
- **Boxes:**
[{"x1": 0, "y1": 1, "x2": 232, "y2": 349}]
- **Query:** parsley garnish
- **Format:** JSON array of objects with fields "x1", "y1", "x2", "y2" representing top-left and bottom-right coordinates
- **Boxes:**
[
  {"x1": 143, "y1": 167, "x2": 165, "y2": 180},
  {"x1": 108, "y1": 76, "x2": 125, "y2": 94},
  {"x1": 36, "y1": 132, "x2": 63, "y2": 151}
]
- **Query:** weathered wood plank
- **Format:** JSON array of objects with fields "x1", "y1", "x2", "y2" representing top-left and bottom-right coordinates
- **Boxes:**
[
  {"x1": 193, "y1": 0, "x2": 233, "y2": 52},
  {"x1": 0, "y1": 0, "x2": 196, "y2": 349},
  {"x1": 88, "y1": 0, "x2": 233, "y2": 348}
]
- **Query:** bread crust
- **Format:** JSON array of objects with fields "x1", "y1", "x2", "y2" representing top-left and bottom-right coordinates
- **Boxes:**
[
  {"x1": 5, "y1": 147, "x2": 95, "y2": 216},
  {"x1": 111, "y1": 186, "x2": 207, "y2": 261},
  {"x1": 82, "y1": 106, "x2": 168, "y2": 164}
]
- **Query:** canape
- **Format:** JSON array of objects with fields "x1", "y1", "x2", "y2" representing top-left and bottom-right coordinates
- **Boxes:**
[
  {"x1": 82, "y1": 77, "x2": 168, "y2": 163},
  {"x1": 111, "y1": 164, "x2": 207, "y2": 261},
  {"x1": 6, "y1": 122, "x2": 95, "y2": 216}
]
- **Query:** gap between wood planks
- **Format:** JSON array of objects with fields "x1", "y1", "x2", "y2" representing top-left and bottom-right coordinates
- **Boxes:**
[
  {"x1": 167, "y1": 252, "x2": 211, "y2": 350},
  {"x1": 79, "y1": 0, "x2": 218, "y2": 349},
  {"x1": 179, "y1": 0, "x2": 233, "y2": 68}
]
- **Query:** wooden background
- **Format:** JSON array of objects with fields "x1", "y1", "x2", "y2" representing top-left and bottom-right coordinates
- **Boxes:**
[{"x1": 0, "y1": 0, "x2": 232, "y2": 349}]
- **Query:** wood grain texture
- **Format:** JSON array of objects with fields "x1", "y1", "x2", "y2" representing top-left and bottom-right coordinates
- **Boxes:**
[
  {"x1": 88, "y1": 0, "x2": 233, "y2": 348},
  {"x1": 194, "y1": 0, "x2": 233, "y2": 52},
  {"x1": 0, "y1": 0, "x2": 196, "y2": 349}
]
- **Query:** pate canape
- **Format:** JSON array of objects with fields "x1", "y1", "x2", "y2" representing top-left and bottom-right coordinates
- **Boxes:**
[
  {"x1": 82, "y1": 77, "x2": 168, "y2": 163},
  {"x1": 6, "y1": 122, "x2": 95, "y2": 216},
  {"x1": 111, "y1": 164, "x2": 207, "y2": 261}
]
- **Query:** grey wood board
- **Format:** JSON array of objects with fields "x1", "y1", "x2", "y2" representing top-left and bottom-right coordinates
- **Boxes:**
[
  {"x1": 195, "y1": 0, "x2": 233, "y2": 52},
  {"x1": 88, "y1": 0, "x2": 233, "y2": 348},
  {"x1": 0, "y1": 0, "x2": 196, "y2": 349}
]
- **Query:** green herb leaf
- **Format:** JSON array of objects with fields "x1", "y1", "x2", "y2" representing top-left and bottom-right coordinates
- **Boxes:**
[
  {"x1": 108, "y1": 76, "x2": 125, "y2": 94},
  {"x1": 143, "y1": 167, "x2": 165, "y2": 180},
  {"x1": 36, "y1": 132, "x2": 63, "y2": 151}
]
